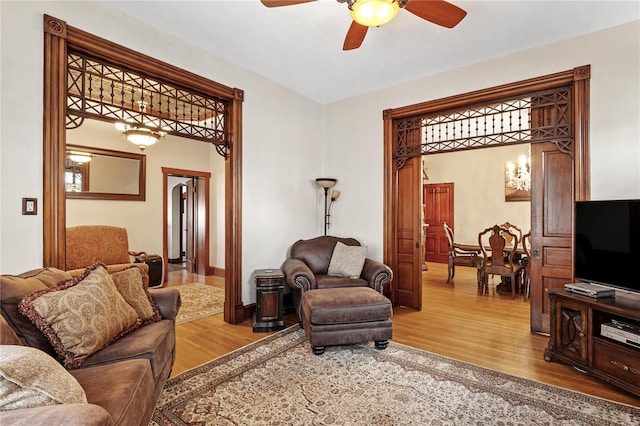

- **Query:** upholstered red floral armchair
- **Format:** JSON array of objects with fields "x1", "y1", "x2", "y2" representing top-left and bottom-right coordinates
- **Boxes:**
[{"x1": 65, "y1": 225, "x2": 147, "y2": 272}]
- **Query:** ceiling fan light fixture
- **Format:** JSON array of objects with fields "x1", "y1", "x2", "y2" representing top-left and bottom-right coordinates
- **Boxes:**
[{"x1": 350, "y1": 0, "x2": 399, "y2": 27}]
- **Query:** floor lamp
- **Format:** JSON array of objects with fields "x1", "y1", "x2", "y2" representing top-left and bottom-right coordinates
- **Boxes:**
[{"x1": 315, "y1": 178, "x2": 338, "y2": 236}]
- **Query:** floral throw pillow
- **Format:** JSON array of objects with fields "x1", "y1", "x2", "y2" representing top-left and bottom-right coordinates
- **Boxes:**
[{"x1": 110, "y1": 266, "x2": 161, "y2": 324}]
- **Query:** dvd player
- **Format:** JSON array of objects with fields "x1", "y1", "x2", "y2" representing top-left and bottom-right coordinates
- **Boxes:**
[{"x1": 564, "y1": 282, "x2": 615, "y2": 298}]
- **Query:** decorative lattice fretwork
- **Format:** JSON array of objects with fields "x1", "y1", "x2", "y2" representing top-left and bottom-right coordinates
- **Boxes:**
[
  {"x1": 393, "y1": 88, "x2": 573, "y2": 168},
  {"x1": 66, "y1": 51, "x2": 229, "y2": 157},
  {"x1": 560, "y1": 307, "x2": 585, "y2": 357}
]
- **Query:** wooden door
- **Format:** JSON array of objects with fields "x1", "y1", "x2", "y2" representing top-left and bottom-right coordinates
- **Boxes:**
[
  {"x1": 530, "y1": 142, "x2": 574, "y2": 333},
  {"x1": 194, "y1": 177, "x2": 208, "y2": 276},
  {"x1": 185, "y1": 177, "x2": 209, "y2": 276},
  {"x1": 423, "y1": 183, "x2": 454, "y2": 264},
  {"x1": 396, "y1": 156, "x2": 423, "y2": 310},
  {"x1": 185, "y1": 179, "x2": 196, "y2": 273}
]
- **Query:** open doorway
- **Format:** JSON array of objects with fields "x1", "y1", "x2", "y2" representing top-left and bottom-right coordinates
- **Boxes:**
[
  {"x1": 168, "y1": 178, "x2": 188, "y2": 272},
  {"x1": 163, "y1": 168, "x2": 214, "y2": 280},
  {"x1": 383, "y1": 66, "x2": 590, "y2": 334}
]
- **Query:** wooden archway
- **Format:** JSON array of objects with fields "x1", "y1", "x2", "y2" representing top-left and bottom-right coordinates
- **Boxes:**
[{"x1": 42, "y1": 15, "x2": 245, "y2": 324}]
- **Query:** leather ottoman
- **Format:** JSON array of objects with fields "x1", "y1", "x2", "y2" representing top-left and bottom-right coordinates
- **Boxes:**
[{"x1": 301, "y1": 287, "x2": 393, "y2": 355}]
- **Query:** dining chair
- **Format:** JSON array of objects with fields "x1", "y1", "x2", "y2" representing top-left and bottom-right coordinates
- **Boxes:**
[
  {"x1": 500, "y1": 221, "x2": 522, "y2": 246},
  {"x1": 443, "y1": 222, "x2": 482, "y2": 285},
  {"x1": 478, "y1": 224, "x2": 523, "y2": 298},
  {"x1": 521, "y1": 231, "x2": 532, "y2": 301}
]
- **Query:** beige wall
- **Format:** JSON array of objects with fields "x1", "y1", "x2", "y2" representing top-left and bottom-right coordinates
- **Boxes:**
[
  {"x1": 66, "y1": 119, "x2": 224, "y2": 269},
  {"x1": 424, "y1": 144, "x2": 531, "y2": 244},
  {"x1": 323, "y1": 21, "x2": 640, "y2": 259},
  {"x1": 0, "y1": 2, "x2": 325, "y2": 306},
  {"x1": 1, "y1": 1, "x2": 638, "y2": 304}
]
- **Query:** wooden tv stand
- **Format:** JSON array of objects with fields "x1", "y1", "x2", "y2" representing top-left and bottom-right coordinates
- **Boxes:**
[{"x1": 545, "y1": 289, "x2": 640, "y2": 397}]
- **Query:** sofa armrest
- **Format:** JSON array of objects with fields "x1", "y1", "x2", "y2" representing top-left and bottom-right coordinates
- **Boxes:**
[
  {"x1": 282, "y1": 258, "x2": 315, "y2": 291},
  {"x1": 148, "y1": 287, "x2": 181, "y2": 320},
  {"x1": 0, "y1": 403, "x2": 112, "y2": 426},
  {"x1": 361, "y1": 258, "x2": 393, "y2": 293}
]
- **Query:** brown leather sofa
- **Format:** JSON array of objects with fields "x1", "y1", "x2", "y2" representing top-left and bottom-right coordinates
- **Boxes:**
[
  {"x1": 0, "y1": 266, "x2": 180, "y2": 425},
  {"x1": 282, "y1": 236, "x2": 393, "y2": 321}
]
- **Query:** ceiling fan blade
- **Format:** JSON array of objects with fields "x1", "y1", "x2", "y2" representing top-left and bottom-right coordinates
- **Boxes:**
[
  {"x1": 404, "y1": 0, "x2": 467, "y2": 28},
  {"x1": 343, "y1": 21, "x2": 368, "y2": 51},
  {"x1": 260, "y1": 0, "x2": 317, "y2": 7}
]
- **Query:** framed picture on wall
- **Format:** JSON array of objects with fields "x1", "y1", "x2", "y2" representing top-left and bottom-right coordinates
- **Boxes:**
[{"x1": 504, "y1": 162, "x2": 531, "y2": 202}]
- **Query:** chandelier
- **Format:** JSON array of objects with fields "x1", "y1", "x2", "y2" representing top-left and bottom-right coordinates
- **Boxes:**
[
  {"x1": 114, "y1": 101, "x2": 167, "y2": 151},
  {"x1": 505, "y1": 150, "x2": 531, "y2": 192},
  {"x1": 115, "y1": 122, "x2": 166, "y2": 151}
]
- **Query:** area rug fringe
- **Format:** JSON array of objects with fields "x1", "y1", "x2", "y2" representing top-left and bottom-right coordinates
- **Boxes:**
[
  {"x1": 152, "y1": 326, "x2": 640, "y2": 425},
  {"x1": 174, "y1": 283, "x2": 224, "y2": 325}
]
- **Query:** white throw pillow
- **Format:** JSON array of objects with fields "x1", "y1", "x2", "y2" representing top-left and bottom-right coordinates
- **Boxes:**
[
  {"x1": 0, "y1": 345, "x2": 87, "y2": 410},
  {"x1": 327, "y1": 242, "x2": 368, "y2": 278}
]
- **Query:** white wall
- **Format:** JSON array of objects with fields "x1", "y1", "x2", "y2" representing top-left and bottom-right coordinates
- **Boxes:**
[
  {"x1": 1, "y1": 1, "x2": 638, "y2": 306},
  {"x1": 0, "y1": 1, "x2": 324, "y2": 306},
  {"x1": 324, "y1": 20, "x2": 640, "y2": 257}
]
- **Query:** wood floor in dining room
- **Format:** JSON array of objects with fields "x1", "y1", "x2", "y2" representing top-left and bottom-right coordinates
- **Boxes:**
[{"x1": 165, "y1": 262, "x2": 640, "y2": 407}]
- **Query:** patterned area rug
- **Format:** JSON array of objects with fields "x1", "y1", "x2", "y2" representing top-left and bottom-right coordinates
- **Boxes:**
[
  {"x1": 151, "y1": 326, "x2": 640, "y2": 425},
  {"x1": 174, "y1": 283, "x2": 224, "y2": 325}
]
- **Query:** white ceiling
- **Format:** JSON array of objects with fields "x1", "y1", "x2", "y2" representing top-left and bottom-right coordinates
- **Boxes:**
[{"x1": 101, "y1": 1, "x2": 639, "y2": 104}]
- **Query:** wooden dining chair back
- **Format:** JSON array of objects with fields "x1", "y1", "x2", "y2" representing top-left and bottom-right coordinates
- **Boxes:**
[
  {"x1": 499, "y1": 222, "x2": 522, "y2": 247},
  {"x1": 521, "y1": 231, "x2": 532, "y2": 301},
  {"x1": 478, "y1": 224, "x2": 523, "y2": 298},
  {"x1": 443, "y1": 222, "x2": 481, "y2": 284}
]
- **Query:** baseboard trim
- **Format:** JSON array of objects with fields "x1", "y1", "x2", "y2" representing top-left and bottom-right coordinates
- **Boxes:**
[{"x1": 244, "y1": 303, "x2": 256, "y2": 322}]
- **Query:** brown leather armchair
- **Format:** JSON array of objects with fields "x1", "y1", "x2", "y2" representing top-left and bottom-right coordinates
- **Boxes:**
[{"x1": 282, "y1": 236, "x2": 393, "y2": 321}]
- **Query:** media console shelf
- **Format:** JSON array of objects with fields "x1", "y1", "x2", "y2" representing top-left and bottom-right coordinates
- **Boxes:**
[{"x1": 545, "y1": 289, "x2": 640, "y2": 397}]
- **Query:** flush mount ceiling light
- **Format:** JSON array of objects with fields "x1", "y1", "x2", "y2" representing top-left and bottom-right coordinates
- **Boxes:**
[
  {"x1": 350, "y1": 0, "x2": 399, "y2": 27},
  {"x1": 67, "y1": 151, "x2": 92, "y2": 163}
]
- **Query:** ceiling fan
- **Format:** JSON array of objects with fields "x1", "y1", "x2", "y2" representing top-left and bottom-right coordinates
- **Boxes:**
[{"x1": 260, "y1": 0, "x2": 467, "y2": 50}]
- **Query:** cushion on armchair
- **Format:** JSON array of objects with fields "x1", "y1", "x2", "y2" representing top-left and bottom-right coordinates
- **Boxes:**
[
  {"x1": 290, "y1": 236, "x2": 361, "y2": 275},
  {"x1": 328, "y1": 242, "x2": 368, "y2": 278}
]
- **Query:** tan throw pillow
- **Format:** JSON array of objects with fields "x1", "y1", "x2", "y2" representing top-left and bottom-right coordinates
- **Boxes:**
[
  {"x1": 0, "y1": 268, "x2": 73, "y2": 356},
  {"x1": 18, "y1": 264, "x2": 141, "y2": 369},
  {"x1": 0, "y1": 345, "x2": 87, "y2": 410},
  {"x1": 111, "y1": 266, "x2": 161, "y2": 324},
  {"x1": 327, "y1": 242, "x2": 368, "y2": 278}
]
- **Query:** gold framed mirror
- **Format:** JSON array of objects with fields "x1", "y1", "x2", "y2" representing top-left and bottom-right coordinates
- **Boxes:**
[{"x1": 65, "y1": 144, "x2": 146, "y2": 200}]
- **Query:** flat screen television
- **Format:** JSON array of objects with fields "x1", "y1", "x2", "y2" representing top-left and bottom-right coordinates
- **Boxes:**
[{"x1": 574, "y1": 199, "x2": 640, "y2": 294}]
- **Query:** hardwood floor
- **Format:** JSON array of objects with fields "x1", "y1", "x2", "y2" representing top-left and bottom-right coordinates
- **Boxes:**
[{"x1": 165, "y1": 263, "x2": 640, "y2": 407}]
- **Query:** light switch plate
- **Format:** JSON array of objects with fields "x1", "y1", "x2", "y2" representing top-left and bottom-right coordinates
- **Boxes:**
[{"x1": 22, "y1": 198, "x2": 37, "y2": 215}]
